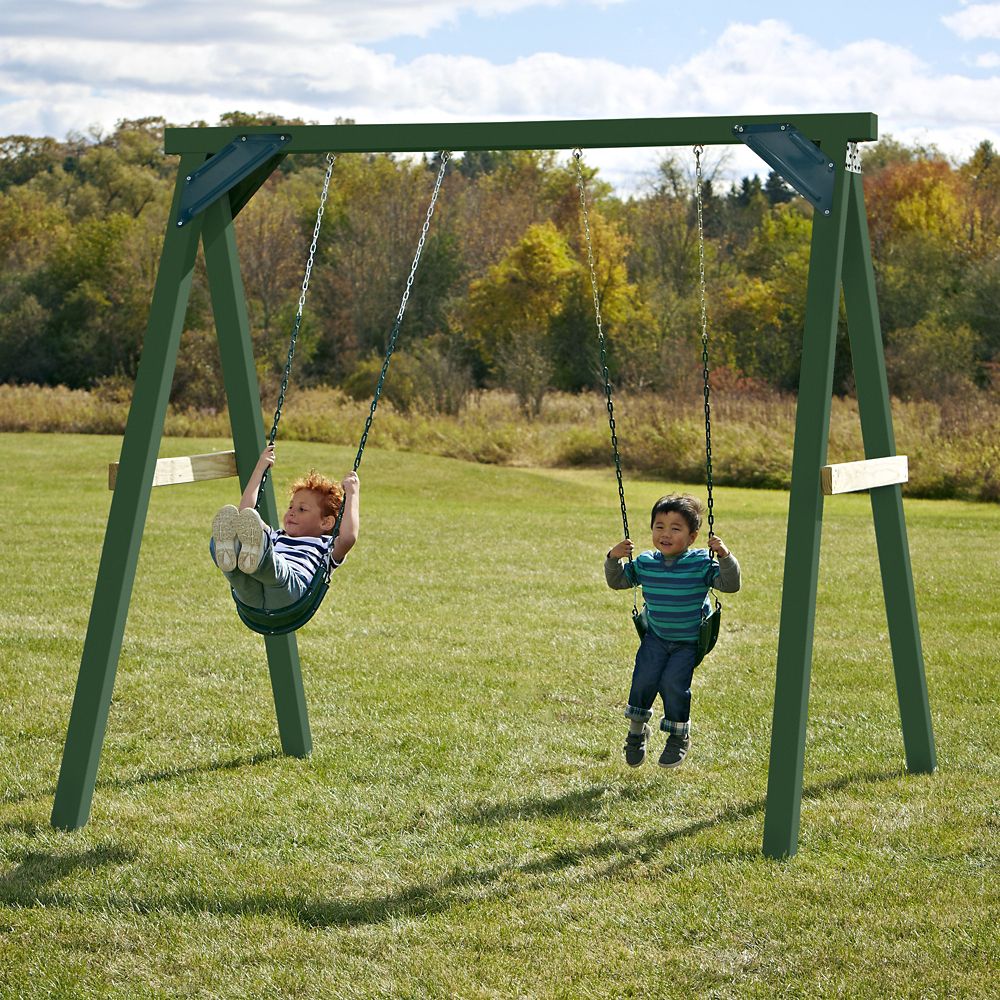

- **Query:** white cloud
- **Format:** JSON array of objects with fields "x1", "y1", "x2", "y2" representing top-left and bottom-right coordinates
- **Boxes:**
[
  {"x1": 0, "y1": 11, "x2": 997, "y2": 190},
  {"x1": 942, "y1": 2, "x2": 1000, "y2": 40},
  {"x1": 0, "y1": 1, "x2": 623, "y2": 46}
]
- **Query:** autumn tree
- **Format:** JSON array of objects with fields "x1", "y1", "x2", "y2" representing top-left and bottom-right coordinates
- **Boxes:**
[{"x1": 462, "y1": 221, "x2": 577, "y2": 415}]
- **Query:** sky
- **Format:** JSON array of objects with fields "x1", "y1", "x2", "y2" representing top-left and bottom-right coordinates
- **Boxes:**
[{"x1": 1, "y1": 0, "x2": 998, "y2": 191}]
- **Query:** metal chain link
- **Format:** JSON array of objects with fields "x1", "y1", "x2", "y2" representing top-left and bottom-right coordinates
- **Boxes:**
[
  {"x1": 325, "y1": 151, "x2": 451, "y2": 548},
  {"x1": 573, "y1": 150, "x2": 631, "y2": 541},
  {"x1": 350, "y1": 151, "x2": 450, "y2": 476},
  {"x1": 694, "y1": 145, "x2": 716, "y2": 545},
  {"x1": 257, "y1": 152, "x2": 336, "y2": 504},
  {"x1": 574, "y1": 149, "x2": 637, "y2": 604}
]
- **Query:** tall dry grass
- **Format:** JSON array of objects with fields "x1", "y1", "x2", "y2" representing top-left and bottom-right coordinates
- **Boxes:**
[{"x1": 2, "y1": 382, "x2": 997, "y2": 501}]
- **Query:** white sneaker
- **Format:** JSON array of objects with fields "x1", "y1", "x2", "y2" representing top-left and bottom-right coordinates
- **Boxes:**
[
  {"x1": 211, "y1": 505, "x2": 239, "y2": 572},
  {"x1": 236, "y1": 507, "x2": 268, "y2": 573}
]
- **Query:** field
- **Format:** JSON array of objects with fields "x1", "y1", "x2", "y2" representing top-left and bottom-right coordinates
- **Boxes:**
[{"x1": 1, "y1": 433, "x2": 997, "y2": 999}]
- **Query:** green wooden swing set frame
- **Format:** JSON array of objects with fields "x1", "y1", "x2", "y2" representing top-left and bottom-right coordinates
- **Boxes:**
[{"x1": 51, "y1": 113, "x2": 935, "y2": 860}]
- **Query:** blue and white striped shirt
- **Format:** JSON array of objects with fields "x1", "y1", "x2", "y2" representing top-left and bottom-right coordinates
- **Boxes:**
[{"x1": 270, "y1": 529, "x2": 338, "y2": 584}]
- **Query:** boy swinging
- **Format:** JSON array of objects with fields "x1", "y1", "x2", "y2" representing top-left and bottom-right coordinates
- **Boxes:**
[
  {"x1": 606, "y1": 493, "x2": 741, "y2": 768},
  {"x1": 210, "y1": 444, "x2": 360, "y2": 613}
]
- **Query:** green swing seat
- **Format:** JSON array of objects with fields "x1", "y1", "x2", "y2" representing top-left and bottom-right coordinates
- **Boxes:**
[
  {"x1": 228, "y1": 150, "x2": 451, "y2": 638},
  {"x1": 577, "y1": 146, "x2": 724, "y2": 667},
  {"x1": 232, "y1": 562, "x2": 331, "y2": 637},
  {"x1": 632, "y1": 597, "x2": 722, "y2": 667}
]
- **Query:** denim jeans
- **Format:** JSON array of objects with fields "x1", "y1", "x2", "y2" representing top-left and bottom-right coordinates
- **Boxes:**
[
  {"x1": 209, "y1": 535, "x2": 311, "y2": 611},
  {"x1": 624, "y1": 630, "x2": 698, "y2": 736}
]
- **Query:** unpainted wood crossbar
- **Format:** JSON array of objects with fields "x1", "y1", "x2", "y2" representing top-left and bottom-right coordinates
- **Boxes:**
[
  {"x1": 820, "y1": 455, "x2": 908, "y2": 495},
  {"x1": 108, "y1": 450, "x2": 238, "y2": 490}
]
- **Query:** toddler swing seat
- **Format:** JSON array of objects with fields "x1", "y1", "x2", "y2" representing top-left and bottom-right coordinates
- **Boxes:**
[
  {"x1": 632, "y1": 595, "x2": 721, "y2": 667},
  {"x1": 576, "y1": 146, "x2": 723, "y2": 667}
]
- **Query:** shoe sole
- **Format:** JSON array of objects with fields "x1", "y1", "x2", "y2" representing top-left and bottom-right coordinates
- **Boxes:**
[
  {"x1": 658, "y1": 757, "x2": 686, "y2": 769},
  {"x1": 211, "y1": 505, "x2": 239, "y2": 572},
  {"x1": 237, "y1": 508, "x2": 267, "y2": 573}
]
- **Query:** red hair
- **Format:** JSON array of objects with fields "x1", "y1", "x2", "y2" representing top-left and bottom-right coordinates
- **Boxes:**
[{"x1": 288, "y1": 471, "x2": 343, "y2": 534}]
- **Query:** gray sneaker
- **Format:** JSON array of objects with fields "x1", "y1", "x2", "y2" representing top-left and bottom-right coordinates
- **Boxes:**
[
  {"x1": 211, "y1": 504, "x2": 240, "y2": 572},
  {"x1": 623, "y1": 724, "x2": 651, "y2": 767},
  {"x1": 658, "y1": 734, "x2": 690, "y2": 769},
  {"x1": 236, "y1": 507, "x2": 267, "y2": 573}
]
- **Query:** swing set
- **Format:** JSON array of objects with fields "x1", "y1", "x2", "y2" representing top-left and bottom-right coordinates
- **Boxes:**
[{"x1": 52, "y1": 114, "x2": 935, "y2": 861}]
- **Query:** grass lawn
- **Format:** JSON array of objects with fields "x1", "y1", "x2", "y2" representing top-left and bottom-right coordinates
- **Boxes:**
[{"x1": 1, "y1": 433, "x2": 997, "y2": 999}]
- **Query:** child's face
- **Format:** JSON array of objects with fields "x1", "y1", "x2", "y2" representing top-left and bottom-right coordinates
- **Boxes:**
[
  {"x1": 650, "y1": 510, "x2": 697, "y2": 556},
  {"x1": 283, "y1": 489, "x2": 334, "y2": 537}
]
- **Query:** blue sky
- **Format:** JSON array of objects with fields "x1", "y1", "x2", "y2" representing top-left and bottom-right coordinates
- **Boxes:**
[
  {"x1": 1, "y1": 0, "x2": 997, "y2": 190},
  {"x1": 377, "y1": 1, "x2": 985, "y2": 73}
]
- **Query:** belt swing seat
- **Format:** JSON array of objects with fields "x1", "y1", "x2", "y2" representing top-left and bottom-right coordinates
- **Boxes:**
[
  {"x1": 108, "y1": 150, "x2": 452, "y2": 636},
  {"x1": 574, "y1": 146, "x2": 721, "y2": 665},
  {"x1": 233, "y1": 151, "x2": 452, "y2": 635}
]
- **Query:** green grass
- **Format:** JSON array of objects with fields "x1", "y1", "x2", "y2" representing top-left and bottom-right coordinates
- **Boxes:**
[{"x1": 1, "y1": 432, "x2": 997, "y2": 999}]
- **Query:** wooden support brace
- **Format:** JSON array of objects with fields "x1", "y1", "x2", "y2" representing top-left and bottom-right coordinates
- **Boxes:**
[
  {"x1": 820, "y1": 455, "x2": 908, "y2": 495},
  {"x1": 108, "y1": 450, "x2": 238, "y2": 490}
]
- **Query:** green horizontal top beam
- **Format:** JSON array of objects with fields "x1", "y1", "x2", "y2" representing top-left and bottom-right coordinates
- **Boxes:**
[{"x1": 165, "y1": 113, "x2": 877, "y2": 156}]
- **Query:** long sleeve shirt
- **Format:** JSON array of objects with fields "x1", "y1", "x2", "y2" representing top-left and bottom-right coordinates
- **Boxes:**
[{"x1": 605, "y1": 548, "x2": 741, "y2": 642}]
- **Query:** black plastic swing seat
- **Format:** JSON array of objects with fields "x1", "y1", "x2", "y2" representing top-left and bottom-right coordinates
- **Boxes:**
[
  {"x1": 232, "y1": 567, "x2": 330, "y2": 636},
  {"x1": 632, "y1": 601, "x2": 722, "y2": 666},
  {"x1": 697, "y1": 603, "x2": 722, "y2": 665}
]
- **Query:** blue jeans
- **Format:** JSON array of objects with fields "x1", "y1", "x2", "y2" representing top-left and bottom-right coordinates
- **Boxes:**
[
  {"x1": 209, "y1": 535, "x2": 311, "y2": 611},
  {"x1": 624, "y1": 631, "x2": 698, "y2": 737}
]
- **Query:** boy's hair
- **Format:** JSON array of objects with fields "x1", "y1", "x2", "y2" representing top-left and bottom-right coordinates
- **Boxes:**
[
  {"x1": 289, "y1": 471, "x2": 344, "y2": 535},
  {"x1": 650, "y1": 493, "x2": 704, "y2": 534}
]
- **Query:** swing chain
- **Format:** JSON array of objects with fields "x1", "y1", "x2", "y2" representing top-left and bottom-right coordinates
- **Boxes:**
[
  {"x1": 258, "y1": 152, "x2": 337, "y2": 502},
  {"x1": 573, "y1": 149, "x2": 633, "y2": 558},
  {"x1": 351, "y1": 151, "x2": 451, "y2": 477},
  {"x1": 694, "y1": 145, "x2": 715, "y2": 543}
]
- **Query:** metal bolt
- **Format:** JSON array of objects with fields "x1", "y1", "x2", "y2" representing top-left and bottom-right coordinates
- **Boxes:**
[
  {"x1": 824, "y1": 209, "x2": 831, "y2": 216},
  {"x1": 780, "y1": 125, "x2": 786, "y2": 131},
  {"x1": 241, "y1": 136, "x2": 247, "y2": 142},
  {"x1": 185, "y1": 175, "x2": 192, "y2": 181}
]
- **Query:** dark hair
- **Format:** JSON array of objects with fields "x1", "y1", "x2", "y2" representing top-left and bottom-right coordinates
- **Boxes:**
[{"x1": 650, "y1": 493, "x2": 704, "y2": 533}]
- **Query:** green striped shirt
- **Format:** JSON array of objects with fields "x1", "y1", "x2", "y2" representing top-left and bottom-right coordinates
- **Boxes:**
[{"x1": 622, "y1": 548, "x2": 719, "y2": 642}]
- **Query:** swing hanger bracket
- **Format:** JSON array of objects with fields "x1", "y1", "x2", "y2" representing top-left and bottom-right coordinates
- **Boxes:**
[
  {"x1": 733, "y1": 122, "x2": 836, "y2": 216},
  {"x1": 176, "y1": 132, "x2": 292, "y2": 227}
]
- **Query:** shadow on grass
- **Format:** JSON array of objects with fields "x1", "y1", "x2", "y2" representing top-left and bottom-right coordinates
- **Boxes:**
[
  {"x1": 4, "y1": 767, "x2": 904, "y2": 927},
  {"x1": 0, "y1": 842, "x2": 137, "y2": 906},
  {"x1": 1, "y1": 749, "x2": 283, "y2": 809},
  {"x1": 452, "y1": 781, "x2": 649, "y2": 825}
]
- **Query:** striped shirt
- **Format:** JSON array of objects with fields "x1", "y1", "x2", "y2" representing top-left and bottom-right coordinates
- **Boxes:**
[
  {"x1": 270, "y1": 529, "x2": 338, "y2": 584},
  {"x1": 613, "y1": 549, "x2": 731, "y2": 643}
]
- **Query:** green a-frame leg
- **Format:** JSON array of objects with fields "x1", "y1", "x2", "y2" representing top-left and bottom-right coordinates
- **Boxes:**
[
  {"x1": 51, "y1": 149, "x2": 311, "y2": 831},
  {"x1": 51, "y1": 114, "x2": 934, "y2": 852},
  {"x1": 761, "y1": 142, "x2": 935, "y2": 858}
]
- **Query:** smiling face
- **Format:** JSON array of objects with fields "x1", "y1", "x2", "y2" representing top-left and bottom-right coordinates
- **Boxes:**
[
  {"x1": 650, "y1": 510, "x2": 698, "y2": 557},
  {"x1": 283, "y1": 489, "x2": 335, "y2": 538}
]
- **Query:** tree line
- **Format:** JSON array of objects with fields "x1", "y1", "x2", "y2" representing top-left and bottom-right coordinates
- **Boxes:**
[{"x1": 2, "y1": 113, "x2": 998, "y2": 415}]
